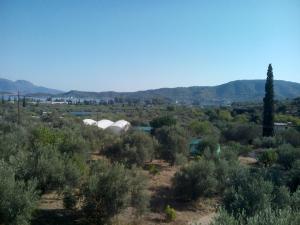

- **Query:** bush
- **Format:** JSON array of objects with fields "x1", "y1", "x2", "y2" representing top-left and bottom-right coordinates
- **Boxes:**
[
  {"x1": 272, "y1": 186, "x2": 291, "y2": 210},
  {"x1": 105, "y1": 131, "x2": 156, "y2": 167},
  {"x1": 287, "y1": 160, "x2": 300, "y2": 191},
  {"x1": 223, "y1": 124, "x2": 261, "y2": 144},
  {"x1": 223, "y1": 169, "x2": 273, "y2": 217},
  {"x1": 22, "y1": 144, "x2": 65, "y2": 192},
  {"x1": 188, "y1": 120, "x2": 217, "y2": 137},
  {"x1": 129, "y1": 167, "x2": 150, "y2": 217},
  {"x1": 259, "y1": 150, "x2": 278, "y2": 167},
  {"x1": 63, "y1": 188, "x2": 77, "y2": 210},
  {"x1": 82, "y1": 163, "x2": 131, "y2": 224},
  {"x1": 197, "y1": 136, "x2": 219, "y2": 159},
  {"x1": 210, "y1": 207, "x2": 300, "y2": 225},
  {"x1": 173, "y1": 159, "x2": 218, "y2": 201},
  {"x1": 253, "y1": 136, "x2": 282, "y2": 148},
  {"x1": 81, "y1": 162, "x2": 149, "y2": 224},
  {"x1": 0, "y1": 161, "x2": 39, "y2": 225},
  {"x1": 174, "y1": 153, "x2": 188, "y2": 165},
  {"x1": 222, "y1": 142, "x2": 252, "y2": 156},
  {"x1": 150, "y1": 116, "x2": 176, "y2": 129},
  {"x1": 155, "y1": 126, "x2": 188, "y2": 165},
  {"x1": 277, "y1": 144, "x2": 300, "y2": 170},
  {"x1": 280, "y1": 128, "x2": 300, "y2": 147},
  {"x1": 147, "y1": 164, "x2": 160, "y2": 175},
  {"x1": 164, "y1": 205, "x2": 176, "y2": 222}
]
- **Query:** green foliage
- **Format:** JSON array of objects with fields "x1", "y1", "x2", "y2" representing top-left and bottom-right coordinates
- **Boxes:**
[
  {"x1": 272, "y1": 186, "x2": 291, "y2": 210},
  {"x1": 287, "y1": 160, "x2": 300, "y2": 191},
  {"x1": 277, "y1": 144, "x2": 300, "y2": 170},
  {"x1": 164, "y1": 205, "x2": 176, "y2": 222},
  {"x1": 173, "y1": 159, "x2": 218, "y2": 200},
  {"x1": 253, "y1": 136, "x2": 282, "y2": 148},
  {"x1": 129, "y1": 167, "x2": 150, "y2": 216},
  {"x1": 210, "y1": 208, "x2": 300, "y2": 225},
  {"x1": 0, "y1": 161, "x2": 39, "y2": 225},
  {"x1": 263, "y1": 64, "x2": 275, "y2": 137},
  {"x1": 155, "y1": 126, "x2": 188, "y2": 165},
  {"x1": 222, "y1": 142, "x2": 252, "y2": 156},
  {"x1": 197, "y1": 136, "x2": 219, "y2": 159},
  {"x1": 218, "y1": 110, "x2": 233, "y2": 121},
  {"x1": 279, "y1": 128, "x2": 300, "y2": 147},
  {"x1": 223, "y1": 169, "x2": 274, "y2": 217},
  {"x1": 63, "y1": 188, "x2": 77, "y2": 210},
  {"x1": 259, "y1": 150, "x2": 278, "y2": 167},
  {"x1": 223, "y1": 123, "x2": 261, "y2": 144},
  {"x1": 146, "y1": 164, "x2": 160, "y2": 175},
  {"x1": 105, "y1": 131, "x2": 156, "y2": 167},
  {"x1": 81, "y1": 162, "x2": 149, "y2": 224},
  {"x1": 150, "y1": 115, "x2": 176, "y2": 129},
  {"x1": 188, "y1": 120, "x2": 217, "y2": 136}
]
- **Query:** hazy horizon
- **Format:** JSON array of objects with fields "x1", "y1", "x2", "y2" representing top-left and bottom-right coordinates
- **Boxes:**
[
  {"x1": 1, "y1": 0, "x2": 300, "y2": 92},
  {"x1": 2, "y1": 76, "x2": 300, "y2": 93}
]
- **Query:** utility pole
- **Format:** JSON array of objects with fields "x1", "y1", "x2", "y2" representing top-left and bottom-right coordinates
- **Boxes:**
[{"x1": 17, "y1": 90, "x2": 20, "y2": 124}]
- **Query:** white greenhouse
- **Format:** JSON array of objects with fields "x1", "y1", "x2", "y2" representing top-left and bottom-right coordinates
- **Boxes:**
[{"x1": 83, "y1": 118, "x2": 131, "y2": 134}]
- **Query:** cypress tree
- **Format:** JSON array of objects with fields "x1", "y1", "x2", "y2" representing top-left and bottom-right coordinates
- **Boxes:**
[{"x1": 263, "y1": 64, "x2": 275, "y2": 136}]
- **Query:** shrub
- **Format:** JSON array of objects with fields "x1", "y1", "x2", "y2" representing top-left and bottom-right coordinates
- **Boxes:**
[
  {"x1": 150, "y1": 116, "x2": 176, "y2": 129},
  {"x1": 277, "y1": 144, "x2": 300, "y2": 170},
  {"x1": 287, "y1": 160, "x2": 300, "y2": 191},
  {"x1": 82, "y1": 163, "x2": 131, "y2": 224},
  {"x1": 223, "y1": 169, "x2": 273, "y2": 217},
  {"x1": 188, "y1": 120, "x2": 217, "y2": 136},
  {"x1": 280, "y1": 128, "x2": 300, "y2": 147},
  {"x1": 210, "y1": 207, "x2": 300, "y2": 225},
  {"x1": 174, "y1": 153, "x2": 188, "y2": 165},
  {"x1": 129, "y1": 167, "x2": 150, "y2": 217},
  {"x1": 223, "y1": 142, "x2": 252, "y2": 156},
  {"x1": 105, "y1": 131, "x2": 156, "y2": 167},
  {"x1": 81, "y1": 162, "x2": 149, "y2": 224},
  {"x1": 272, "y1": 186, "x2": 291, "y2": 210},
  {"x1": 173, "y1": 159, "x2": 218, "y2": 201},
  {"x1": 223, "y1": 124, "x2": 261, "y2": 144},
  {"x1": 253, "y1": 136, "x2": 282, "y2": 148},
  {"x1": 63, "y1": 188, "x2": 77, "y2": 210},
  {"x1": 0, "y1": 161, "x2": 39, "y2": 225},
  {"x1": 147, "y1": 164, "x2": 160, "y2": 175},
  {"x1": 197, "y1": 136, "x2": 219, "y2": 159},
  {"x1": 164, "y1": 205, "x2": 176, "y2": 222},
  {"x1": 22, "y1": 144, "x2": 65, "y2": 192},
  {"x1": 155, "y1": 126, "x2": 188, "y2": 165},
  {"x1": 291, "y1": 188, "x2": 300, "y2": 211},
  {"x1": 259, "y1": 150, "x2": 278, "y2": 167}
]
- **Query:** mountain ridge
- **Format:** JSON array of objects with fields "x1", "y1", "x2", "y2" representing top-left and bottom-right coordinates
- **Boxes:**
[
  {"x1": 57, "y1": 79, "x2": 300, "y2": 104},
  {"x1": 0, "y1": 78, "x2": 62, "y2": 95},
  {"x1": 1, "y1": 78, "x2": 300, "y2": 104}
]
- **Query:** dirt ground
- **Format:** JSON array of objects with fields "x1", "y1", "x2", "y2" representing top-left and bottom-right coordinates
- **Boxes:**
[{"x1": 238, "y1": 156, "x2": 258, "y2": 165}]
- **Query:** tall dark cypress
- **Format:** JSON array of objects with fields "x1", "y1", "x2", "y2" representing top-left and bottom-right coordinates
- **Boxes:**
[{"x1": 263, "y1": 64, "x2": 275, "y2": 136}]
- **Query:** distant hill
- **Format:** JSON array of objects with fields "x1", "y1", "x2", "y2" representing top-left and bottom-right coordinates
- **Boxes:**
[
  {"x1": 57, "y1": 80, "x2": 300, "y2": 105},
  {"x1": 0, "y1": 78, "x2": 62, "y2": 95},
  {"x1": 2, "y1": 78, "x2": 300, "y2": 104}
]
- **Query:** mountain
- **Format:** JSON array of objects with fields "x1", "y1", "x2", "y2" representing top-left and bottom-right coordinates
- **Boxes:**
[
  {"x1": 57, "y1": 80, "x2": 300, "y2": 105},
  {"x1": 2, "y1": 78, "x2": 299, "y2": 104},
  {"x1": 0, "y1": 78, "x2": 63, "y2": 95}
]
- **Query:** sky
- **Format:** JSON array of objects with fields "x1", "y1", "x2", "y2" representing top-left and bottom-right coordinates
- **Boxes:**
[{"x1": 0, "y1": 0, "x2": 299, "y2": 92}]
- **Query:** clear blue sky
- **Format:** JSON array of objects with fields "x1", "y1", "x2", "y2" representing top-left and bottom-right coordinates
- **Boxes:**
[{"x1": 0, "y1": 0, "x2": 299, "y2": 92}]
